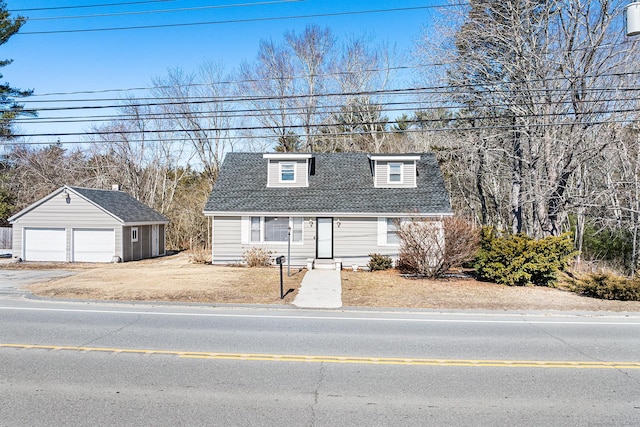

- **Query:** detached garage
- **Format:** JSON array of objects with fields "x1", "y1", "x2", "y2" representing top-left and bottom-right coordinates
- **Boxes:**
[{"x1": 9, "y1": 186, "x2": 169, "y2": 263}]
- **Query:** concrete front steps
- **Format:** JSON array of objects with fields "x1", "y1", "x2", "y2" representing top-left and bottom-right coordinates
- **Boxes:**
[{"x1": 307, "y1": 258, "x2": 342, "y2": 270}]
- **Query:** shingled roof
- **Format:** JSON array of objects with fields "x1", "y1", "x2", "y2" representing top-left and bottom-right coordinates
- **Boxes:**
[
  {"x1": 69, "y1": 186, "x2": 169, "y2": 223},
  {"x1": 204, "y1": 152, "x2": 452, "y2": 215}
]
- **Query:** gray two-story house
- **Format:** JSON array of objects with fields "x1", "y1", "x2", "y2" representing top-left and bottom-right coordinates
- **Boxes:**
[{"x1": 203, "y1": 152, "x2": 452, "y2": 268}]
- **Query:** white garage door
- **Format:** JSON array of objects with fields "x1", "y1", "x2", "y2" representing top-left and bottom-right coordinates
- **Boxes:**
[
  {"x1": 24, "y1": 228, "x2": 66, "y2": 262},
  {"x1": 73, "y1": 229, "x2": 115, "y2": 262}
]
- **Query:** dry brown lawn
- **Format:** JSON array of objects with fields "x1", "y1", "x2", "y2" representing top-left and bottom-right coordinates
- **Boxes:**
[
  {"x1": 342, "y1": 270, "x2": 640, "y2": 312},
  {"x1": 7, "y1": 252, "x2": 640, "y2": 311},
  {"x1": 21, "y1": 253, "x2": 304, "y2": 305}
]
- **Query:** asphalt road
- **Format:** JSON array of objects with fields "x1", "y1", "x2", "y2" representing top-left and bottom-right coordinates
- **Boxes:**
[{"x1": 1, "y1": 298, "x2": 639, "y2": 426}]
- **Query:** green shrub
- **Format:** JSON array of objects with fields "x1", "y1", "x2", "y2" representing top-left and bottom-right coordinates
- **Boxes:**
[
  {"x1": 570, "y1": 272, "x2": 640, "y2": 301},
  {"x1": 474, "y1": 228, "x2": 576, "y2": 286},
  {"x1": 368, "y1": 253, "x2": 394, "y2": 271},
  {"x1": 242, "y1": 247, "x2": 273, "y2": 267}
]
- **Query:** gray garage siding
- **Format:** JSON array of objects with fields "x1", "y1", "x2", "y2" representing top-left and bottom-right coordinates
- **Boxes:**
[
  {"x1": 122, "y1": 224, "x2": 165, "y2": 262},
  {"x1": 11, "y1": 193, "x2": 123, "y2": 261}
]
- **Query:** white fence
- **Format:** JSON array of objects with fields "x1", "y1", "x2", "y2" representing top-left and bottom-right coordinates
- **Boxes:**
[{"x1": 0, "y1": 227, "x2": 11, "y2": 249}]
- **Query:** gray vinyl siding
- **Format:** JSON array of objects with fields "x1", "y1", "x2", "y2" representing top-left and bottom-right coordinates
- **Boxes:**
[
  {"x1": 333, "y1": 217, "x2": 399, "y2": 267},
  {"x1": 212, "y1": 215, "x2": 316, "y2": 266},
  {"x1": 212, "y1": 216, "x2": 243, "y2": 264},
  {"x1": 11, "y1": 193, "x2": 123, "y2": 261},
  {"x1": 211, "y1": 215, "x2": 402, "y2": 268},
  {"x1": 374, "y1": 161, "x2": 417, "y2": 188},
  {"x1": 285, "y1": 219, "x2": 315, "y2": 265},
  {"x1": 266, "y1": 159, "x2": 308, "y2": 188},
  {"x1": 119, "y1": 223, "x2": 165, "y2": 261},
  {"x1": 159, "y1": 225, "x2": 166, "y2": 255},
  {"x1": 123, "y1": 224, "x2": 160, "y2": 261}
]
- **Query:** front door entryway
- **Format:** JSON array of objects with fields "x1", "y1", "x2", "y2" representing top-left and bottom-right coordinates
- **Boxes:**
[{"x1": 316, "y1": 217, "x2": 333, "y2": 259}]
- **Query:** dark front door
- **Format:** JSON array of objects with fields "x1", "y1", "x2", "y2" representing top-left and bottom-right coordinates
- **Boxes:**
[{"x1": 316, "y1": 217, "x2": 333, "y2": 259}]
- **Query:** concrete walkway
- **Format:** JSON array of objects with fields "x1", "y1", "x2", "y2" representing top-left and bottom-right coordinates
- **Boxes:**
[{"x1": 293, "y1": 269, "x2": 342, "y2": 309}]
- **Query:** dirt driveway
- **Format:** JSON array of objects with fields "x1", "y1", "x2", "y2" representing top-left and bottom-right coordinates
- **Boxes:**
[{"x1": 5, "y1": 252, "x2": 640, "y2": 312}]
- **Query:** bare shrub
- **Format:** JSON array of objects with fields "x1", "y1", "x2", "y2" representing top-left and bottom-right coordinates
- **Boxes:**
[
  {"x1": 242, "y1": 247, "x2": 273, "y2": 267},
  {"x1": 396, "y1": 217, "x2": 479, "y2": 278},
  {"x1": 187, "y1": 247, "x2": 212, "y2": 264}
]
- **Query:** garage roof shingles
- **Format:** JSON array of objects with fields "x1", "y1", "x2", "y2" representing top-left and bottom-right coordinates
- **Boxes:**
[
  {"x1": 204, "y1": 152, "x2": 452, "y2": 215},
  {"x1": 70, "y1": 187, "x2": 169, "y2": 223}
]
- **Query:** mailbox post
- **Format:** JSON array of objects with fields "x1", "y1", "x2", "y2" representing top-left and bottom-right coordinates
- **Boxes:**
[{"x1": 275, "y1": 255, "x2": 285, "y2": 299}]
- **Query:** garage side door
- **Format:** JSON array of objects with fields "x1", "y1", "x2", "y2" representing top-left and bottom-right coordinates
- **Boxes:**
[
  {"x1": 73, "y1": 229, "x2": 115, "y2": 262},
  {"x1": 24, "y1": 228, "x2": 66, "y2": 262}
]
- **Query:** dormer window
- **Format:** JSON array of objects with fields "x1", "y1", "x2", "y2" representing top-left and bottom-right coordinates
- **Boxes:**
[
  {"x1": 388, "y1": 162, "x2": 402, "y2": 183},
  {"x1": 369, "y1": 154, "x2": 420, "y2": 188},
  {"x1": 264, "y1": 153, "x2": 312, "y2": 187},
  {"x1": 280, "y1": 162, "x2": 296, "y2": 182}
]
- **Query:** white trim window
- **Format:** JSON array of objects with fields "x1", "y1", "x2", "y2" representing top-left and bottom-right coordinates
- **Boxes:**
[
  {"x1": 131, "y1": 227, "x2": 139, "y2": 243},
  {"x1": 386, "y1": 218, "x2": 400, "y2": 245},
  {"x1": 388, "y1": 162, "x2": 402, "y2": 183},
  {"x1": 378, "y1": 217, "x2": 401, "y2": 246},
  {"x1": 291, "y1": 217, "x2": 303, "y2": 243},
  {"x1": 247, "y1": 216, "x2": 303, "y2": 244},
  {"x1": 250, "y1": 217, "x2": 261, "y2": 242},
  {"x1": 265, "y1": 217, "x2": 289, "y2": 242},
  {"x1": 280, "y1": 162, "x2": 296, "y2": 183}
]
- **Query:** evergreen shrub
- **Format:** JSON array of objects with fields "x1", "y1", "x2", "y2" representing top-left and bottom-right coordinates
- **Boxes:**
[
  {"x1": 474, "y1": 228, "x2": 576, "y2": 286},
  {"x1": 368, "y1": 253, "x2": 394, "y2": 271},
  {"x1": 570, "y1": 272, "x2": 640, "y2": 301}
]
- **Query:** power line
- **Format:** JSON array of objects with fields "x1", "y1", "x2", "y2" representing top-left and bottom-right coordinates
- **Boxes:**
[
  {"x1": 26, "y1": 64, "x2": 437, "y2": 98},
  {"x1": 7, "y1": 115, "x2": 640, "y2": 146},
  {"x1": 9, "y1": 0, "x2": 174, "y2": 13},
  {"x1": 17, "y1": 4, "x2": 464, "y2": 35},
  {"x1": 14, "y1": 85, "x2": 640, "y2": 117},
  {"x1": 9, "y1": 104, "x2": 640, "y2": 139},
  {"x1": 22, "y1": 67, "x2": 640, "y2": 102},
  {"x1": 13, "y1": 93, "x2": 640, "y2": 127},
  {"x1": 25, "y1": 0, "x2": 305, "y2": 21}
]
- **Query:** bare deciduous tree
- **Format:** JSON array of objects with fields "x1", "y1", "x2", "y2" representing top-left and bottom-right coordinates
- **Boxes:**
[{"x1": 419, "y1": 0, "x2": 638, "y2": 240}]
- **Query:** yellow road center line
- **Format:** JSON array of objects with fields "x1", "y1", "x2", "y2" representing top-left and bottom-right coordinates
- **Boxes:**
[{"x1": 2, "y1": 343, "x2": 639, "y2": 369}]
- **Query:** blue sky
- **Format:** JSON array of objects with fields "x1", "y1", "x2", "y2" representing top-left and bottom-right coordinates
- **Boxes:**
[{"x1": 3, "y1": 0, "x2": 447, "y2": 144}]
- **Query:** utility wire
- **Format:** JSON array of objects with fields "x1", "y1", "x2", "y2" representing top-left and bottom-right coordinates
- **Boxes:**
[
  {"x1": 17, "y1": 4, "x2": 465, "y2": 35},
  {"x1": 25, "y1": 63, "x2": 438, "y2": 98},
  {"x1": 24, "y1": 0, "x2": 305, "y2": 21},
  {"x1": 15, "y1": 84, "x2": 640, "y2": 114},
  {"x1": 13, "y1": 94, "x2": 640, "y2": 126},
  {"x1": 22, "y1": 68, "x2": 640, "y2": 101},
  {"x1": 8, "y1": 115, "x2": 640, "y2": 146},
  {"x1": 9, "y1": 104, "x2": 640, "y2": 139},
  {"x1": 9, "y1": 0, "x2": 175, "y2": 13}
]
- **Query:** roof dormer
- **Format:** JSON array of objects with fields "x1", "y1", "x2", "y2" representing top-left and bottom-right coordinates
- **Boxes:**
[
  {"x1": 369, "y1": 154, "x2": 420, "y2": 188},
  {"x1": 263, "y1": 153, "x2": 313, "y2": 187}
]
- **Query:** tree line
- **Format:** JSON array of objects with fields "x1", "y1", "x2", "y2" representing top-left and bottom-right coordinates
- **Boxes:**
[{"x1": 3, "y1": 0, "x2": 640, "y2": 275}]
